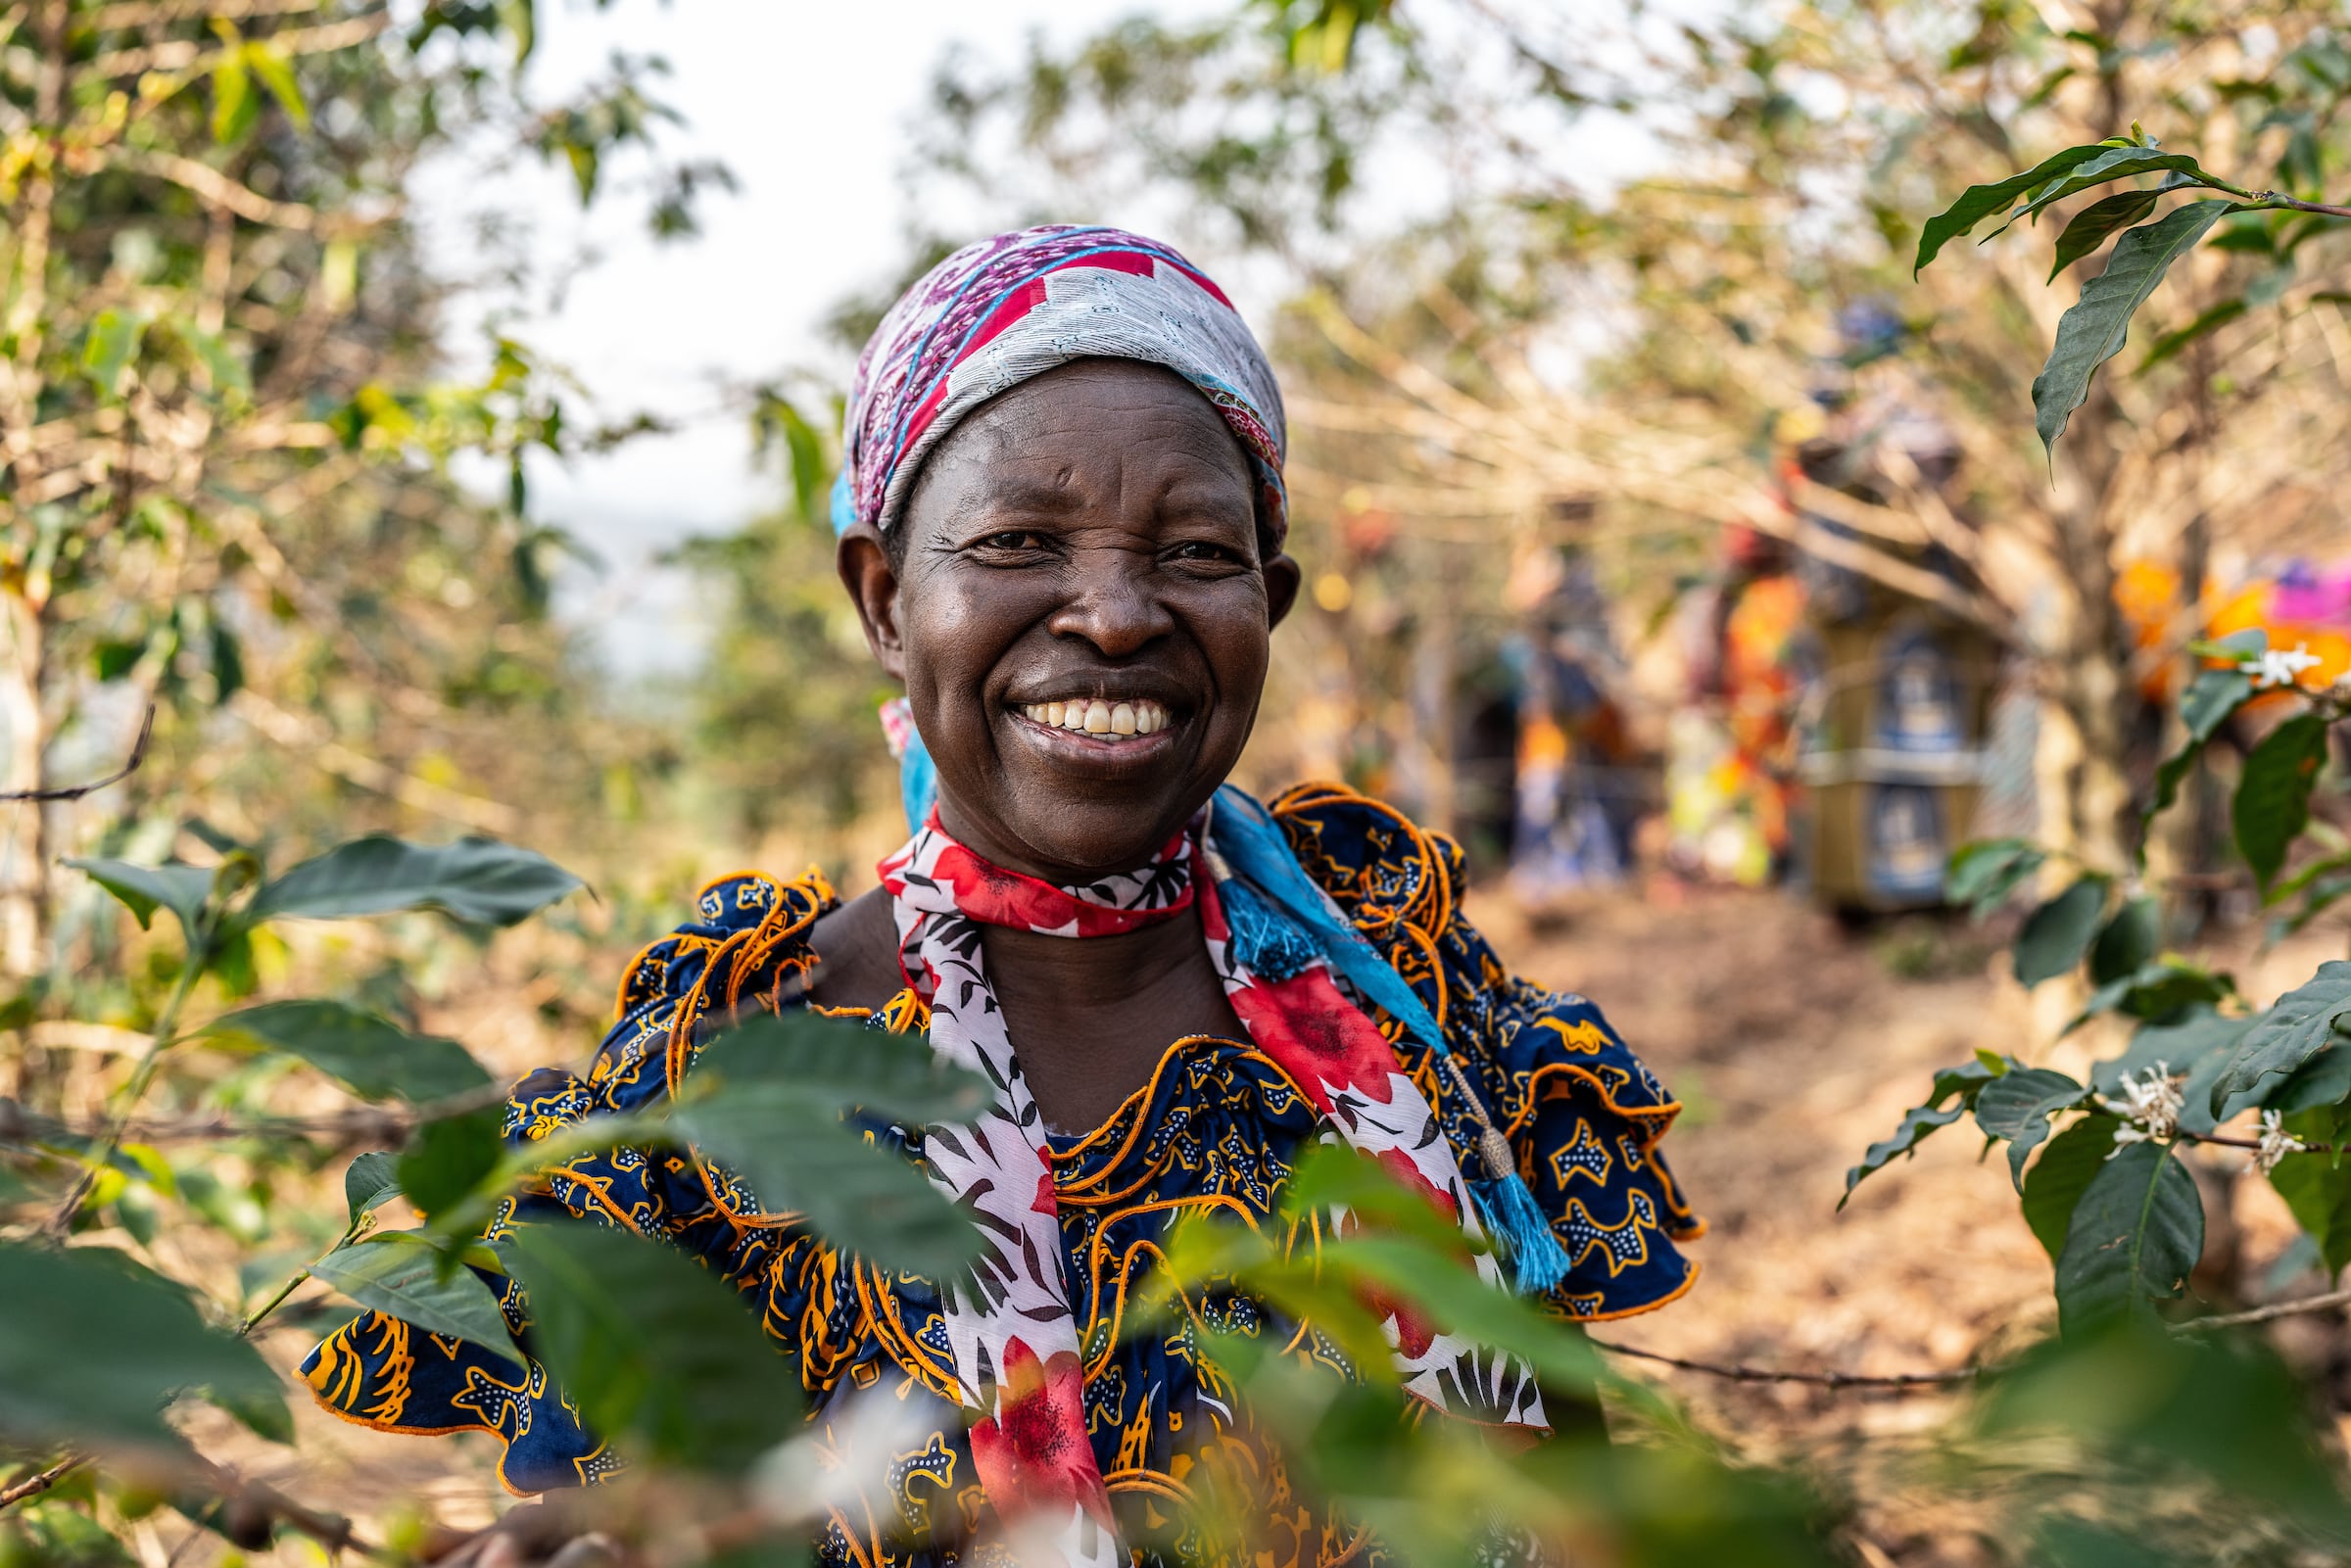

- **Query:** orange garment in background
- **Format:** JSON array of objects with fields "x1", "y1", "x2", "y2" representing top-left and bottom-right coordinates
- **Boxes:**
[{"x1": 2117, "y1": 560, "x2": 2351, "y2": 703}]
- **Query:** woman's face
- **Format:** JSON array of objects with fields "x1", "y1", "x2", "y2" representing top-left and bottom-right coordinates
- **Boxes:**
[{"x1": 840, "y1": 358, "x2": 1300, "y2": 880}]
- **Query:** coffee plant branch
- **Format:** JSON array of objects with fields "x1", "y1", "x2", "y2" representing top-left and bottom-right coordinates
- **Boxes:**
[{"x1": 0, "y1": 705, "x2": 151, "y2": 802}]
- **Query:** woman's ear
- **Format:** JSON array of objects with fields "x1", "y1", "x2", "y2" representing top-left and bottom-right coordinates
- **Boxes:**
[
  {"x1": 837, "y1": 527, "x2": 907, "y2": 682},
  {"x1": 1263, "y1": 551, "x2": 1303, "y2": 632}
]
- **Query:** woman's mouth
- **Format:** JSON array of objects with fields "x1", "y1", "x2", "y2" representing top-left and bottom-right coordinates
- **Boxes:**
[{"x1": 1014, "y1": 697, "x2": 1173, "y2": 738}]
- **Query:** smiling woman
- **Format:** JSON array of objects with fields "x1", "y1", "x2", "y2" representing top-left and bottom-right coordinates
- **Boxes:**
[{"x1": 300, "y1": 226, "x2": 1703, "y2": 1567}]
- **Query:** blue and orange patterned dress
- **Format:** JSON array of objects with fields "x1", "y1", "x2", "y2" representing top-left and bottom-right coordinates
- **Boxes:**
[{"x1": 301, "y1": 785, "x2": 1701, "y2": 1565}]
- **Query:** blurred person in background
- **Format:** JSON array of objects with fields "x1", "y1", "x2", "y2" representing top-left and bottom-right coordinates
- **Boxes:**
[{"x1": 301, "y1": 227, "x2": 1702, "y2": 1567}]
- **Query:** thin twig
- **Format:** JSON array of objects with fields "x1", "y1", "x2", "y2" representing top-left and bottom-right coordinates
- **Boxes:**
[
  {"x1": 0, "y1": 705, "x2": 151, "y2": 802},
  {"x1": 2180, "y1": 1289, "x2": 2351, "y2": 1332},
  {"x1": 1587, "y1": 1337, "x2": 1979, "y2": 1390},
  {"x1": 2250, "y1": 192, "x2": 2351, "y2": 220},
  {"x1": 0, "y1": 1455, "x2": 84, "y2": 1509}
]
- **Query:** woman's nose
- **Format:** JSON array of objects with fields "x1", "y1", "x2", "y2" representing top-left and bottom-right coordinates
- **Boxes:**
[{"x1": 1045, "y1": 551, "x2": 1175, "y2": 656}]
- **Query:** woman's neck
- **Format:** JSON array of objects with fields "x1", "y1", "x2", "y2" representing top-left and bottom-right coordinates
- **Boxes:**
[
  {"x1": 807, "y1": 885, "x2": 1247, "y2": 1134},
  {"x1": 980, "y1": 907, "x2": 1248, "y2": 1132}
]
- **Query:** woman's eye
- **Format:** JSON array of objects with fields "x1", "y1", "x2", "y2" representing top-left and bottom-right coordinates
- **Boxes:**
[
  {"x1": 977, "y1": 530, "x2": 1047, "y2": 551},
  {"x1": 1171, "y1": 541, "x2": 1241, "y2": 564}
]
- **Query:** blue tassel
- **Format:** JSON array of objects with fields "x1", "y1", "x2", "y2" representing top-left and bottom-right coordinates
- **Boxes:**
[
  {"x1": 1216, "y1": 873, "x2": 1318, "y2": 980},
  {"x1": 1481, "y1": 1168, "x2": 1572, "y2": 1295}
]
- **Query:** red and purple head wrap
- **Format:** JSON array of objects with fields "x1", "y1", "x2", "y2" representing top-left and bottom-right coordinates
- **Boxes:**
[{"x1": 831, "y1": 224, "x2": 1288, "y2": 546}]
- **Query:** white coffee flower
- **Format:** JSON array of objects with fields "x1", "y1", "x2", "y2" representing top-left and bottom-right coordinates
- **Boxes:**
[
  {"x1": 2248, "y1": 1108, "x2": 2306, "y2": 1176},
  {"x1": 2248, "y1": 642, "x2": 2325, "y2": 691},
  {"x1": 2099, "y1": 1063, "x2": 2184, "y2": 1156}
]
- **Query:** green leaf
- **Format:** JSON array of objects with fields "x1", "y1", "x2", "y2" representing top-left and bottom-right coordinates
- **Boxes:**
[
  {"x1": 1975, "y1": 1068, "x2": 2089, "y2": 1189},
  {"x1": 175, "y1": 320, "x2": 252, "y2": 400},
  {"x1": 2015, "y1": 877, "x2": 2110, "y2": 987},
  {"x1": 344, "y1": 1152, "x2": 404, "y2": 1226},
  {"x1": 1840, "y1": 1058, "x2": 2005, "y2": 1206},
  {"x1": 2055, "y1": 1141, "x2": 2203, "y2": 1336},
  {"x1": 2209, "y1": 963, "x2": 2351, "y2": 1115},
  {"x1": 0, "y1": 1241, "x2": 281, "y2": 1449},
  {"x1": 210, "y1": 47, "x2": 256, "y2": 144},
  {"x1": 1988, "y1": 148, "x2": 2223, "y2": 239},
  {"x1": 250, "y1": 835, "x2": 583, "y2": 927},
  {"x1": 673, "y1": 1096, "x2": 983, "y2": 1278},
  {"x1": 501, "y1": 1221, "x2": 800, "y2": 1474},
  {"x1": 2139, "y1": 299, "x2": 2249, "y2": 372},
  {"x1": 2150, "y1": 643, "x2": 2262, "y2": 822},
  {"x1": 65, "y1": 858, "x2": 216, "y2": 939},
  {"x1": 2235, "y1": 713, "x2": 2328, "y2": 893},
  {"x1": 1316, "y1": 1235, "x2": 1604, "y2": 1392},
  {"x1": 242, "y1": 41, "x2": 310, "y2": 130},
  {"x1": 206, "y1": 1382, "x2": 294, "y2": 1445},
  {"x1": 2023, "y1": 1114, "x2": 2125, "y2": 1260},
  {"x1": 2048, "y1": 188, "x2": 2161, "y2": 278},
  {"x1": 308, "y1": 1232, "x2": 514, "y2": 1355},
  {"x1": 2033, "y1": 200, "x2": 2238, "y2": 459},
  {"x1": 1944, "y1": 838, "x2": 2045, "y2": 919},
  {"x1": 1915, "y1": 143, "x2": 2119, "y2": 275},
  {"x1": 2089, "y1": 895, "x2": 2161, "y2": 984},
  {"x1": 205, "y1": 1000, "x2": 492, "y2": 1104},
  {"x1": 2069, "y1": 961, "x2": 2237, "y2": 1036},
  {"x1": 80, "y1": 309, "x2": 149, "y2": 400},
  {"x1": 396, "y1": 1106, "x2": 504, "y2": 1220},
  {"x1": 2268, "y1": 1109, "x2": 2351, "y2": 1276},
  {"x1": 690, "y1": 1012, "x2": 991, "y2": 1124}
]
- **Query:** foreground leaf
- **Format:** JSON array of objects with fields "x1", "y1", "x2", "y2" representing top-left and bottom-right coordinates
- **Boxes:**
[
  {"x1": 344, "y1": 1152, "x2": 404, "y2": 1225},
  {"x1": 675, "y1": 1094, "x2": 983, "y2": 1278},
  {"x1": 2022, "y1": 1114, "x2": 2124, "y2": 1260},
  {"x1": 2235, "y1": 713, "x2": 2328, "y2": 893},
  {"x1": 2088, "y1": 896, "x2": 2160, "y2": 984},
  {"x1": 2015, "y1": 878, "x2": 2109, "y2": 986},
  {"x1": 1840, "y1": 1059, "x2": 2005, "y2": 1207},
  {"x1": 1915, "y1": 143, "x2": 2120, "y2": 274},
  {"x1": 2149, "y1": 629, "x2": 2265, "y2": 822},
  {"x1": 250, "y1": 835, "x2": 583, "y2": 927},
  {"x1": 1988, "y1": 147, "x2": 2219, "y2": 239},
  {"x1": 0, "y1": 1241, "x2": 281, "y2": 1449},
  {"x1": 1975, "y1": 1068, "x2": 2089, "y2": 1189},
  {"x1": 206, "y1": 1000, "x2": 493, "y2": 1104},
  {"x1": 503, "y1": 1221, "x2": 800, "y2": 1474},
  {"x1": 397, "y1": 1106, "x2": 506, "y2": 1219},
  {"x1": 1944, "y1": 838, "x2": 2045, "y2": 919},
  {"x1": 309, "y1": 1232, "x2": 514, "y2": 1355},
  {"x1": 691, "y1": 1011, "x2": 990, "y2": 1124},
  {"x1": 2208, "y1": 962, "x2": 2351, "y2": 1115},
  {"x1": 65, "y1": 859, "x2": 216, "y2": 940},
  {"x1": 2055, "y1": 1141, "x2": 2202, "y2": 1336},
  {"x1": 2047, "y1": 187, "x2": 2160, "y2": 278},
  {"x1": 2268, "y1": 1108, "x2": 2351, "y2": 1277},
  {"x1": 2033, "y1": 200, "x2": 2236, "y2": 458}
]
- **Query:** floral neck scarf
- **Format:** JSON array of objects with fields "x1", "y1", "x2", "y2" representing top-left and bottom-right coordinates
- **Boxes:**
[{"x1": 877, "y1": 813, "x2": 1545, "y2": 1563}]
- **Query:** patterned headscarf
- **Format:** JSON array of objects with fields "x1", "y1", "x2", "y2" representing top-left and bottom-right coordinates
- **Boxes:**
[{"x1": 831, "y1": 224, "x2": 1288, "y2": 546}]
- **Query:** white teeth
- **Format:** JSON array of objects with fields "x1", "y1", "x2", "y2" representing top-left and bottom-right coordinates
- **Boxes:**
[{"x1": 1020, "y1": 698, "x2": 1173, "y2": 736}]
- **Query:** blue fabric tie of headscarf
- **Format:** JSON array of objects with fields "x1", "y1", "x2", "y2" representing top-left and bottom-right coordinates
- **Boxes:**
[{"x1": 889, "y1": 741, "x2": 1568, "y2": 1295}]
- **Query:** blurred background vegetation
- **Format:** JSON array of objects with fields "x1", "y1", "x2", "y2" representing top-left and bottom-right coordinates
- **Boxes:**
[{"x1": 13, "y1": 0, "x2": 2351, "y2": 1563}]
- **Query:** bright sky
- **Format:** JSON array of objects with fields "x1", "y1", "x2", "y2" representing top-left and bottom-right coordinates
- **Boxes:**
[{"x1": 419, "y1": 0, "x2": 1224, "y2": 675}]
